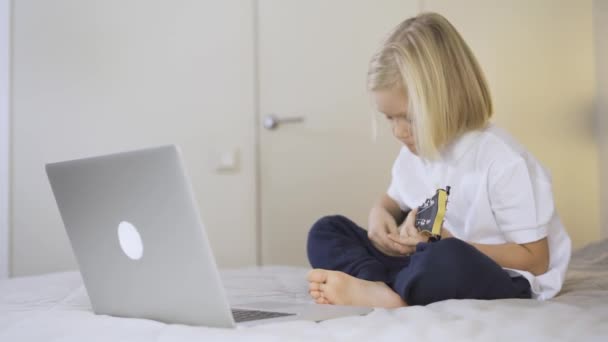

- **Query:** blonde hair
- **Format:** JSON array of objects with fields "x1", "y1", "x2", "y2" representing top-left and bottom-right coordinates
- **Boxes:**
[{"x1": 368, "y1": 12, "x2": 492, "y2": 158}]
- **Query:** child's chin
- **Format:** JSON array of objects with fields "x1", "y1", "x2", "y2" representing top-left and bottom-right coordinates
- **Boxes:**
[{"x1": 404, "y1": 144, "x2": 418, "y2": 155}]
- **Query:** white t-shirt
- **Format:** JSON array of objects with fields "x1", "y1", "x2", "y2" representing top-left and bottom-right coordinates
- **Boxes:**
[{"x1": 387, "y1": 124, "x2": 571, "y2": 300}]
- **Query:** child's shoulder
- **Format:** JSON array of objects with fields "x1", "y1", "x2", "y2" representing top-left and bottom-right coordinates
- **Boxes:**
[
  {"x1": 473, "y1": 124, "x2": 530, "y2": 167},
  {"x1": 481, "y1": 124, "x2": 526, "y2": 152},
  {"x1": 397, "y1": 123, "x2": 540, "y2": 173},
  {"x1": 472, "y1": 124, "x2": 551, "y2": 183}
]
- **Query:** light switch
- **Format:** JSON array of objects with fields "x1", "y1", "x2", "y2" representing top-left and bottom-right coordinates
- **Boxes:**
[{"x1": 216, "y1": 148, "x2": 239, "y2": 173}]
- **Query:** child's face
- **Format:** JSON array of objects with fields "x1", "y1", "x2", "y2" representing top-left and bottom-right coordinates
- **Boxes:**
[{"x1": 373, "y1": 87, "x2": 417, "y2": 155}]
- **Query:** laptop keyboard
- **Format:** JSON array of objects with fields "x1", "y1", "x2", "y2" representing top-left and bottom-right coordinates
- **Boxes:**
[{"x1": 231, "y1": 308, "x2": 295, "y2": 323}]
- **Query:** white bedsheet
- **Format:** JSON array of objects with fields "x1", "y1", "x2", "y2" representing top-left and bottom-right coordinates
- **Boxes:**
[{"x1": 2, "y1": 239, "x2": 608, "y2": 341}]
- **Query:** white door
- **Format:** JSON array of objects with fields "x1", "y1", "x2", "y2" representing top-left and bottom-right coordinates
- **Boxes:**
[
  {"x1": 257, "y1": 1, "x2": 419, "y2": 265},
  {"x1": 11, "y1": 0, "x2": 257, "y2": 276}
]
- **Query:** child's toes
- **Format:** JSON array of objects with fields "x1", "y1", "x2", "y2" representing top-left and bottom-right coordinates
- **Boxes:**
[
  {"x1": 307, "y1": 269, "x2": 329, "y2": 284},
  {"x1": 309, "y1": 281, "x2": 321, "y2": 291},
  {"x1": 315, "y1": 296, "x2": 328, "y2": 305},
  {"x1": 309, "y1": 290, "x2": 322, "y2": 299}
]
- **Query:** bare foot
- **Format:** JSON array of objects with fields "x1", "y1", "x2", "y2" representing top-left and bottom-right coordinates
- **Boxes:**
[{"x1": 307, "y1": 269, "x2": 406, "y2": 308}]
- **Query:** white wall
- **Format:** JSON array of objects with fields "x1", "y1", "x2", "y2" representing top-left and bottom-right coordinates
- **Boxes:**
[
  {"x1": 426, "y1": 0, "x2": 600, "y2": 248},
  {"x1": 8, "y1": 0, "x2": 605, "y2": 277},
  {"x1": 11, "y1": 0, "x2": 258, "y2": 276},
  {"x1": 595, "y1": 0, "x2": 608, "y2": 238}
]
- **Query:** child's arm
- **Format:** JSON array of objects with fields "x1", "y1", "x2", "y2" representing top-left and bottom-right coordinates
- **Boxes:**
[
  {"x1": 375, "y1": 193, "x2": 406, "y2": 225},
  {"x1": 468, "y1": 159, "x2": 552, "y2": 276},
  {"x1": 392, "y1": 219, "x2": 551, "y2": 276},
  {"x1": 469, "y1": 238, "x2": 550, "y2": 276}
]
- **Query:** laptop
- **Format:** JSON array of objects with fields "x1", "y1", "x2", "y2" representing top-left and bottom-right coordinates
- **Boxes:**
[{"x1": 45, "y1": 145, "x2": 372, "y2": 328}]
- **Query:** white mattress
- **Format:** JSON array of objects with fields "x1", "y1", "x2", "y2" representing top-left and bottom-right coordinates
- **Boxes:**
[{"x1": 2, "y1": 240, "x2": 608, "y2": 341}]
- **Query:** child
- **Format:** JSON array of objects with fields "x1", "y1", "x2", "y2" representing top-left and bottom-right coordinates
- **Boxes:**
[{"x1": 306, "y1": 12, "x2": 571, "y2": 307}]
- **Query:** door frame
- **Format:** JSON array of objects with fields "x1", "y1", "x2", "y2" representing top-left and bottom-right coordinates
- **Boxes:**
[
  {"x1": 252, "y1": 0, "x2": 263, "y2": 265},
  {"x1": 0, "y1": 0, "x2": 11, "y2": 279},
  {"x1": 595, "y1": 0, "x2": 608, "y2": 239}
]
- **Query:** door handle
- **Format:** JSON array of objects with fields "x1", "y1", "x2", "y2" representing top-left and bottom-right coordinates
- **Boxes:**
[{"x1": 262, "y1": 114, "x2": 304, "y2": 130}]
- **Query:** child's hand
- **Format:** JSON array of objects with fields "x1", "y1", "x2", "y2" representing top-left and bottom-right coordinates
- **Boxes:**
[
  {"x1": 441, "y1": 227, "x2": 454, "y2": 239},
  {"x1": 368, "y1": 206, "x2": 414, "y2": 256},
  {"x1": 388, "y1": 208, "x2": 429, "y2": 249}
]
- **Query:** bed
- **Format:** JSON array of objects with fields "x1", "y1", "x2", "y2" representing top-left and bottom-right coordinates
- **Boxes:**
[{"x1": 1, "y1": 239, "x2": 607, "y2": 341}]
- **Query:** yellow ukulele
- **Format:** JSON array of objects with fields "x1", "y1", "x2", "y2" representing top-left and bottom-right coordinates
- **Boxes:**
[{"x1": 414, "y1": 186, "x2": 450, "y2": 242}]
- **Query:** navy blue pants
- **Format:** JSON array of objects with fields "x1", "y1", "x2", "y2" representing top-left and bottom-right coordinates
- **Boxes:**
[{"x1": 307, "y1": 215, "x2": 531, "y2": 305}]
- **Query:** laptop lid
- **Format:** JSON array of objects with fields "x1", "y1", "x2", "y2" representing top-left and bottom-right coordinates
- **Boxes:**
[{"x1": 46, "y1": 145, "x2": 235, "y2": 327}]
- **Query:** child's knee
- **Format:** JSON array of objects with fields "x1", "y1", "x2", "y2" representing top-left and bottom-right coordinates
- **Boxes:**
[
  {"x1": 307, "y1": 215, "x2": 343, "y2": 267},
  {"x1": 403, "y1": 238, "x2": 506, "y2": 304},
  {"x1": 434, "y1": 237, "x2": 475, "y2": 255},
  {"x1": 406, "y1": 239, "x2": 477, "y2": 286},
  {"x1": 417, "y1": 238, "x2": 475, "y2": 262},
  {"x1": 307, "y1": 215, "x2": 359, "y2": 262},
  {"x1": 308, "y1": 215, "x2": 351, "y2": 240}
]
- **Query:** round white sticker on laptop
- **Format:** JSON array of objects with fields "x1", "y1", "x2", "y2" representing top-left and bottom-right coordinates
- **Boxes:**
[{"x1": 117, "y1": 221, "x2": 143, "y2": 260}]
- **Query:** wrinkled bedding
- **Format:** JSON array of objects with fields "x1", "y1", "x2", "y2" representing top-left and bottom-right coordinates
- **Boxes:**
[{"x1": 1, "y1": 239, "x2": 607, "y2": 341}]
